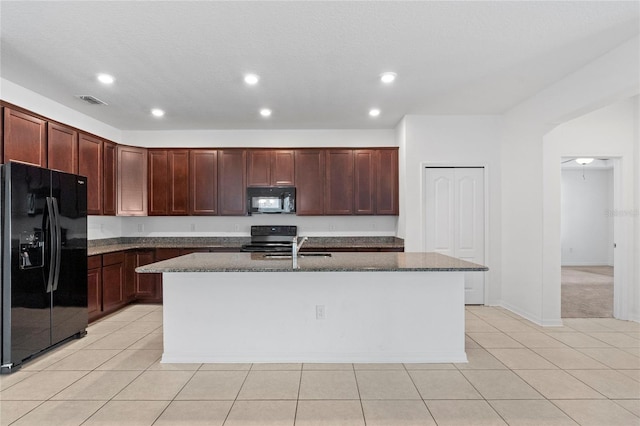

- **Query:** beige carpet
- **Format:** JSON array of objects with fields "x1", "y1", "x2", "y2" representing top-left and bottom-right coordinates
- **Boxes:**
[{"x1": 561, "y1": 266, "x2": 613, "y2": 318}]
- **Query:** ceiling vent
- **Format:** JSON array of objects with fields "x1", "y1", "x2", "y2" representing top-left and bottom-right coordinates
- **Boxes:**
[{"x1": 76, "y1": 95, "x2": 108, "y2": 105}]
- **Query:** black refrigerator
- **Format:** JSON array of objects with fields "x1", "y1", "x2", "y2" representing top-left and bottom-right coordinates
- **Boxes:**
[{"x1": 1, "y1": 162, "x2": 88, "y2": 373}]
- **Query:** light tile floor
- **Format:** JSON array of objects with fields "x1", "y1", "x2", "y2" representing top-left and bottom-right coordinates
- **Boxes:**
[{"x1": 1, "y1": 304, "x2": 638, "y2": 425}]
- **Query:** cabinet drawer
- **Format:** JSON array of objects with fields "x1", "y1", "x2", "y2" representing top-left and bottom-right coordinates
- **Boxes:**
[
  {"x1": 88, "y1": 255, "x2": 102, "y2": 269},
  {"x1": 102, "y1": 251, "x2": 125, "y2": 266}
]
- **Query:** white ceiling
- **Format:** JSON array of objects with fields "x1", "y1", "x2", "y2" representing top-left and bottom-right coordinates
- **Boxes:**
[{"x1": 1, "y1": 1, "x2": 638, "y2": 130}]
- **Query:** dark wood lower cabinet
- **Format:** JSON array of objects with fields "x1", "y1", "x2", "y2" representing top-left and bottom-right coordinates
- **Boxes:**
[
  {"x1": 135, "y1": 250, "x2": 162, "y2": 303},
  {"x1": 87, "y1": 255, "x2": 102, "y2": 322},
  {"x1": 102, "y1": 252, "x2": 125, "y2": 312}
]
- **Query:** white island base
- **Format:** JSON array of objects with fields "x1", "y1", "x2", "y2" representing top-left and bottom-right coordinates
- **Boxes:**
[{"x1": 161, "y1": 271, "x2": 467, "y2": 364}]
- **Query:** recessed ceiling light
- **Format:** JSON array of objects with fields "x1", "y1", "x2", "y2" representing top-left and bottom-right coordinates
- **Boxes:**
[
  {"x1": 369, "y1": 108, "x2": 381, "y2": 117},
  {"x1": 97, "y1": 73, "x2": 115, "y2": 84},
  {"x1": 380, "y1": 72, "x2": 397, "y2": 84},
  {"x1": 244, "y1": 74, "x2": 260, "y2": 85},
  {"x1": 575, "y1": 158, "x2": 594, "y2": 165},
  {"x1": 151, "y1": 108, "x2": 165, "y2": 118},
  {"x1": 260, "y1": 108, "x2": 272, "y2": 117}
]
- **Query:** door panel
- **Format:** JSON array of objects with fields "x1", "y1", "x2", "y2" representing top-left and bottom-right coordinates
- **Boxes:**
[
  {"x1": 51, "y1": 171, "x2": 88, "y2": 345},
  {"x1": 425, "y1": 170, "x2": 455, "y2": 255},
  {"x1": 4, "y1": 163, "x2": 51, "y2": 365},
  {"x1": 425, "y1": 167, "x2": 485, "y2": 304}
]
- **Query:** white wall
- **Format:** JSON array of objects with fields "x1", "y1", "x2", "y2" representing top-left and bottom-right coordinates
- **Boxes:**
[
  {"x1": 395, "y1": 115, "x2": 502, "y2": 304},
  {"x1": 122, "y1": 129, "x2": 395, "y2": 148},
  {"x1": 500, "y1": 34, "x2": 638, "y2": 325},
  {"x1": 0, "y1": 78, "x2": 122, "y2": 142},
  {"x1": 561, "y1": 168, "x2": 613, "y2": 266},
  {"x1": 545, "y1": 97, "x2": 638, "y2": 321}
]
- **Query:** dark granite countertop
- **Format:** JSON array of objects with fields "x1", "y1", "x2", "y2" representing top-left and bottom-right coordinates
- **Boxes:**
[
  {"x1": 88, "y1": 236, "x2": 404, "y2": 256},
  {"x1": 136, "y1": 252, "x2": 487, "y2": 273}
]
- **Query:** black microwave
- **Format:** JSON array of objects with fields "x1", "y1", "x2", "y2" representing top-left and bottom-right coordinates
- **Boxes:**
[{"x1": 247, "y1": 187, "x2": 296, "y2": 215}]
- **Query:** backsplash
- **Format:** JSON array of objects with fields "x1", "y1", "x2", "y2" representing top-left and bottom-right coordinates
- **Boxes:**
[{"x1": 88, "y1": 215, "x2": 398, "y2": 240}]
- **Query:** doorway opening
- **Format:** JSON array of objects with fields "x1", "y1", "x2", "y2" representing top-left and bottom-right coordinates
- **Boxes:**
[
  {"x1": 423, "y1": 166, "x2": 486, "y2": 305},
  {"x1": 560, "y1": 157, "x2": 614, "y2": 318}
]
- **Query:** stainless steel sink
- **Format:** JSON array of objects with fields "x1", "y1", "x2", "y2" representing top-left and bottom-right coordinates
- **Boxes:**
[
  {"x1": 261, "y1": 253, "x2": 332, "y2": 259},
  {"x1": 261, "y1": 253, "x2": 292, "y2": 259},
  {"x1": 300, "y1": 253, "x2": 331, "y2": 258}
]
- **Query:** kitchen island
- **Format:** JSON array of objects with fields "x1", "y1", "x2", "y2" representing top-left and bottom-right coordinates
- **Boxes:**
[{"x1": 137, "y1": 252, "x2": 487, "y2": 364}]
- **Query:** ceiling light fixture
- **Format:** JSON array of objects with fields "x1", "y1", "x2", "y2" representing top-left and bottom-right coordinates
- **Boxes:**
[
  {"x1": 151, "y1": 108, "x2": 165, "y2": 118},
  {"x1": 97, "y1": 73, "x2": 115, "y2": 84},
  {"x1": 260, "y1": 108, "x2": 272, "y2": 117},
  {"x1": 575, "y1": 158, "x2": 594, "y2": 165},
  {"x1": 244, "y1": 74, "x2": 260, "y2": 85},
  {"x1": 369, "y1": 108, "x2": 381, "y2": 117},
  {"x1": 575, "y1": 158, "x2": 594, "y2": 180},
  {"x1": 380, "y1": 72, "x2": 397, "y2": 84}
]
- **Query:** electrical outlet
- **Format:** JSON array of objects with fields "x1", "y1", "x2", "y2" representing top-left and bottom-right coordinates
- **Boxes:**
[
  {"x1": 100, "y1": 224, "x2": 104, "y2": 233},
  {"x1": 190, "y1": 223, "x2": 196, "y2": 232},
  {"x1": 137, "y1": 224, "x2": 144, "y2": 232},
  {"x1": 329, "y1": 224, "x2": 336, "y2": 231},
  {"x1": 234, "y1": 224, "x2": 240, "y2": 231},
  {"x1": 316, "y1": 305, "x2": 326, "y2": 320}
]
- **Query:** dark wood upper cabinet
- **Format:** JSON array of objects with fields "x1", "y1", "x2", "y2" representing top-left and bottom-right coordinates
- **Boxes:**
[
  {"x1": 375, "y1": 148, "x2": 399, "y2": 215},
  {"x1": 168, "y1": 150, "x2": 190, "y2": 215},
  {"x1": 47, "y1": 122, "x2": 78, "y2": 174},
  {"x1": 148, "y1": 149, "x2": 189, "y2": 215},
  {"x1": 354, "y1": 149, "x2": 376, "y2": 215},
  {"x1": 218, "y1": 149, "x2": 246, "y2": 215},
  {"x1": 190, "y1": 149, "x2": 218, "y2": 215},
  {"x1": 78, "y1": 133, "x2": 103, "y2": 215},
  {"x1": 148, "y1": 149, "x2": 169, "y2": 215},
  {"x1": 102, "y1": 141, "x2": 117, "y2": 216},
  {"x1": 247, "y1": 149, "x2": 271, "y2": 186},
  {"x1": 3, "y1": 108, "x2": 46, "y2": 167},
  {"x1": 294, "y1": 149, "x2": 325, "y2": 215},
  {"x1": 117, "y1": 145, "x2": 148, "y2": 216},
  {"x1": 247, "y1": 149, "x2": 295, "y2": 187},
  {"x1": 325, "y1": 149, "x2": 354, "y2": 215},
  {"x1": 272, "y1": 150, "x2": 295, "y2": 186}
]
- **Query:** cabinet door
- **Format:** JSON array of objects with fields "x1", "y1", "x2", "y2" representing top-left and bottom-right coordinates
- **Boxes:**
[
  {"x1": 87, "y1": 256, "x2": 102, "y2": 322},
  {"x1": 135, "y1": 250, "x2": 160, "y2": 301},
  {"x1": 272, "y1": 150, "x2": 295, "y2": 185},
  {"x1": 354, "y1": 149, "x2": 375, "y2": 215},
  {"x1": 218, "y1": 149, "x2": 246, "y2": 215},
  {"x1": 102, "y1": 141, "x2": 117, "y2": 216},
  {"x1": 78, "y1": 133, "x2": 103, "y2": 215},
  {"x1": 102, "y1": 262, "x2": 124, "y2": 311},
  {"x1": 124, "y1": 251, "x2": 137, "y2": 302},
  {"x1": 294, "y1": 150, "x2": 325, "y2": 215},
  {"x1": 148, "y1": 149, "x2": 168, "y2": 215},
  {"x1": 47, "y1": 122, "x2": 78, "y2": 174},
  {"x1": 169, "y1": 150, "x2": 190, "y2": 215},
  {"x1": 190, "y1": 150, "x2": 218, "y2": 215},
  {"x1": 325, "y1": 149, "x2": 354, "y2": 215},
  {"x1": 117, "y1": 145, "x2": 148, "y2": 216},
  {"x1": 375, "y1": 149, "x2": 399, "y2": 215},
  {"x1": 3, "y1": 108, "x2": 46, "y2": 167},
  {"x1": 247, "y1": 149, "x2": 271, "y2": 186}
]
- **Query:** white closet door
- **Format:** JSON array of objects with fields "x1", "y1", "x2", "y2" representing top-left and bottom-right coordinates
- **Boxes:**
[{"x1": 425, "y1": 167, "x2": 485, "y2": 304}]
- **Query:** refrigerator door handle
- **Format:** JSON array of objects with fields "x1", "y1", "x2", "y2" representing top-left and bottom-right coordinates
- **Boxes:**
[
  {"x1": 51, "y1": 197, "x2": 62, "y2": 292},
  {"x1": 45, "y1": 197, "x2": 57, "y2": 293}
]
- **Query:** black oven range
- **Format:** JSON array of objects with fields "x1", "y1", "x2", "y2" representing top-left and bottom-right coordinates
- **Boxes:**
[{"x1": 240, "y1": 225, "x2": 298, "y2": 253}]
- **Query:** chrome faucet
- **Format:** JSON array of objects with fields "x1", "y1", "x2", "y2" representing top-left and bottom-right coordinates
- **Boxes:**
[{"x1": 291, "y1": 236, "x2": 308, "y2": 269}]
